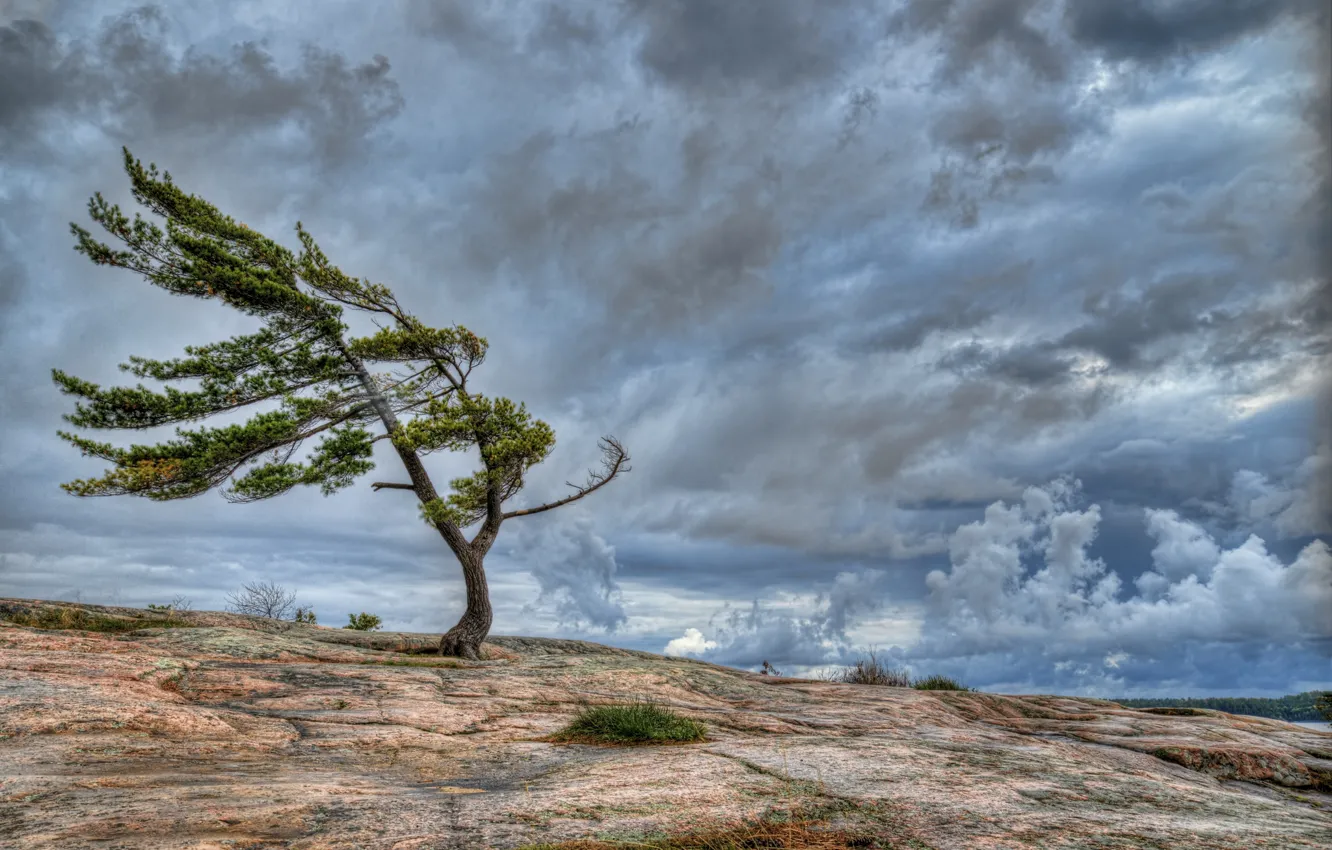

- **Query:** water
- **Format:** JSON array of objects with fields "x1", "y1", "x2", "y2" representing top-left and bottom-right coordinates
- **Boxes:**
[{"x1": 1292, "y1": 721, "x2": 1331, "y2": 731}]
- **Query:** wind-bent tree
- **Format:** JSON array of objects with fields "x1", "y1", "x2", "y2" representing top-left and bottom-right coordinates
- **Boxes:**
[{"x1": 53, "y1": 149, "x2": 629, "y2": 658}]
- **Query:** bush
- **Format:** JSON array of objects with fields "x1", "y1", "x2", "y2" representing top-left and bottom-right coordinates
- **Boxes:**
[
  {"x1": 294, "y1": 606, "x2": 318, "y2": 625},
  {"x1": 912, "y1": 674, "x2": 971, "y2": 691},
  {"x1": 550, "y1": 700, "x2": 707, "y2": 745},
  {"x1": 826, "y1": 650, "x2": 911, "y2": 687},
  {"x1": 345, "y1": 612, "x2": 382, "y2": 631}
]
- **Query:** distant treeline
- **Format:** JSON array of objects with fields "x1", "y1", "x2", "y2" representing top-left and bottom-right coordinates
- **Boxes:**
[{"x1": 1112, "y1": 691, "x2": 1330, "y2": 723}]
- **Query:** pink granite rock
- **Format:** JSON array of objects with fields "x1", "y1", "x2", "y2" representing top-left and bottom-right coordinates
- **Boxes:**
[{"x1": 1, "y1": 598, "x2": 1329, "y2": 849}]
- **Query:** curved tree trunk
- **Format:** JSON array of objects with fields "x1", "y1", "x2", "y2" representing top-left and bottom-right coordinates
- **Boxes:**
[{"x1": 438, "y1": 547, "x2": 492, "y2": 660}]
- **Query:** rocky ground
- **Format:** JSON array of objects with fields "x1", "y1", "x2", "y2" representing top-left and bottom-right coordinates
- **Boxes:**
[{"x1": 1, "y1": 597, "x2": 1329, "y2": 849}]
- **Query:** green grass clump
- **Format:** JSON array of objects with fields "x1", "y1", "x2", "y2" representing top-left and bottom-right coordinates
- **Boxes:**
[
  {"x1": 550, "y1": 700, "x2": 707, "y2": 745},
  {"x1": 3, "y1": 606, "x2": 188, "y2": 633},
  {"x1": 911, "y1": 675, "x2": 971, "y2": 691}
]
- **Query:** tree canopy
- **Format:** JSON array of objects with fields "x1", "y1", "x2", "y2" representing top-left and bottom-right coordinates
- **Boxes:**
[{"x1": 54, "y1": 148, "x2": 629, "y2": 657}]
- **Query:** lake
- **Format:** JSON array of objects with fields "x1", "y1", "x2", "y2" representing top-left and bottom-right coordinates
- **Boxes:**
[{"x1": 1291, "y1": 720, "x2": 1331, "y2": 731}]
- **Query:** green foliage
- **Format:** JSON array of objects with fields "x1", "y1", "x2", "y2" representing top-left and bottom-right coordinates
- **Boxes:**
[
  {"x1": 395, "y1": 393, "x2": 556, "y2": 528},
  {"x1": 1114, "y1": 692, "x2": 1332, "y2": 723},
  {"x1": 911, "y1": 675, "x2": 972, "y2": 691},
  {"x1": 345, "y1": 612, "x2": 382, "y2": 631},
  {"x1": 294, "y1": 607, "x2": 318, "y2": 625},
  {"x1": 52, "y1": 146, "x2": 625, "y2": 546},
  {"x1": 550, "y1": 700, "x2": 707, "y2": 745}
]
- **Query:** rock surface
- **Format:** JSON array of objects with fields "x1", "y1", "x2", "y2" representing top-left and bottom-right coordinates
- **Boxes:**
[{"x1": 1, "y1": 598, "x2": 1329, "y2": 849}]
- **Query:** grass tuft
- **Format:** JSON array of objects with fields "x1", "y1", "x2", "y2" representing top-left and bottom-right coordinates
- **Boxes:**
[
  {"x1": 822, "y1": 650, "x2": 911, "y2": 687},
  {"x1": 549, "y1": 700, "x2": 707, "y2": 746},
  {"x1": 820, "y1": 652, "x2": 973, "y2": 692}
]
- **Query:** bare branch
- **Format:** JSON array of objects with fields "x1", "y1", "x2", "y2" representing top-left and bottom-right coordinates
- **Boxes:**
[
  {"x1": 225, "y1": 580, "x2": 299, "y2": 620},
  {"x1": 501, "y1": 436, "x2": 630, "y2": 520},
  {"x1": 371, "y1": 482, "x2": 415, "y2": 491}
]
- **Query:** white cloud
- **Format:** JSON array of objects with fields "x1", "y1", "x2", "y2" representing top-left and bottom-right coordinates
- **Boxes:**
[
  {"x1": 914, "y1": 479, "x2": 1332, "y2": 667},
  {"x1": 662, "y1": 627, "x2": 717, "y2": 657}
]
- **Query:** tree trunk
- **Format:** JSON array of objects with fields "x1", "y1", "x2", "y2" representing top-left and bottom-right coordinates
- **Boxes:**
[{"x1": 438, "y1": 547, "x2": 493, "y2": 660}]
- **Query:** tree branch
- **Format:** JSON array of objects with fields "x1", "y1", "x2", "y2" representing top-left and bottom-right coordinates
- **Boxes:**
[
  {"x1": 500, "y1": 436, "x2": 630, "y2": 520},
  {"x1": 370, "y1": 482, "x2": 415, "y2": 491}
]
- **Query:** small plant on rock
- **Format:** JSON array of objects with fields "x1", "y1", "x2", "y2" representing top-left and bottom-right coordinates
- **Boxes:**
[
  {"x1": 345, "y1": 612, "x2": 382, "y2": 631},
  {"x1": 826, "y1": 649, "x2": 911, "y2": 687},
  {"x1": 146, "y1": 595, "x2": 193, "y2": 613},
  {"x1": 912, "y1": 674, "x2": 972, "y2": 691},
  {"x1": 294, "y1": 606, "x2": 318, "y2": 625},
  {"x1": 550, "y1": 700, "x2": 707, "y2": 745}
]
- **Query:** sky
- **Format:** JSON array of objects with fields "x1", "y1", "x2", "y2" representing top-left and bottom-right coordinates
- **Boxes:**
[{"x1": 0, "y1": 0, "x2": 1329, "y2": 699}]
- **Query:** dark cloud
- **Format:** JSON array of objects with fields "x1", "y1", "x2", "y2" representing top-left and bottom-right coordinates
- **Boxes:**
[
  {"x1": 1066, "y1": 0, "x2": 1317, "y2": 64},
  {"x1": 0, "y1": 0, "x2": 1326, "y2": 696},
  {"x1": 890, "y1": 0, "x2": 1070, "y2": 84},
  {"x1": 453, "y1": 125, "x2": 783, "y2": 345},
  {"x1": 0, "y1": 6, "x2": 402, "y2": 162},
  {"x1": 626, "y1": 0, "x2": 870, "y2": 94}
]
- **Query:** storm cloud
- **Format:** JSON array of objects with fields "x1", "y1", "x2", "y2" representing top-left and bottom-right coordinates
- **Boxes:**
[{"x1": 0, "y1": 0, "x2": 1327, "y2": 697}]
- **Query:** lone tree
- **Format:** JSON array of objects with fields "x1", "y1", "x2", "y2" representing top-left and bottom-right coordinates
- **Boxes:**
[{"x1": 52, "y1": 149, "x2": 630, "y2": 659}]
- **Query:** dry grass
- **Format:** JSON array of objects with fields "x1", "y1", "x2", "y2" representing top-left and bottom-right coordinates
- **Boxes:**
[
  {"x1": 517, "y1": 817, "x2": 886, "y2": 849},
  {"x1": 821, "y1": 651, "x2": 911, "y2": 687}
]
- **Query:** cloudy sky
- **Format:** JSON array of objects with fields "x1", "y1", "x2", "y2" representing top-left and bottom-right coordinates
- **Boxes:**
[{"x1": 1, "y1": 0, "x2": 1329, "y2": 699}]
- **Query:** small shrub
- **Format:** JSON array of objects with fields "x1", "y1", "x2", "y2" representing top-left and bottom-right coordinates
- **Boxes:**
[
  {"x1": 828, "y1": 650, "x2": 911, "y2": 687},
  {"x1": 759, "y1": 660, "x2": 782, "y2": 676},
  {"x1": 912, "y1": 674, "x2": 971, "y2": 691},
  {"x1": 294, "y1": 606, "x2": 318, "y2": 625},
  {"x1": 550, "y1": 700, "x2": 707, "y2": 745},
  {"x1": 345, "y1": 612, "x2": 382, "y2": 631}
]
